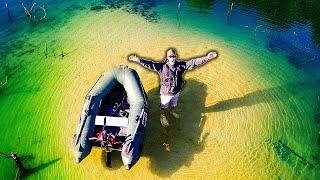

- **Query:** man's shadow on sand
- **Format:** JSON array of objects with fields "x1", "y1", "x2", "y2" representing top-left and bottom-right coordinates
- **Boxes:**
[
  {"x1": 143, "y1": 79, "x2": 209, "y2": 177},
  {"x1": 205, "y1": 78, "x2": 320, "y2": 114},
  {"x1": 143, "y1": 78, "x2": 320, "y2": 177}
]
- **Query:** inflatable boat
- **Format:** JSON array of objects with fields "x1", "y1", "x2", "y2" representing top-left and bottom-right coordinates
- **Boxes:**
[{"x1": 73, "y1": 66, "x2": 148, "y2": 169}]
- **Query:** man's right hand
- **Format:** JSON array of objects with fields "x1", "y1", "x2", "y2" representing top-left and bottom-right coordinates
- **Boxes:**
[
  {"x1": 128, "y1": 54, "x2": 140, "y2": 62},
  {"x1": 207, "y1": 51, "x2": 218, "y2": 60}
]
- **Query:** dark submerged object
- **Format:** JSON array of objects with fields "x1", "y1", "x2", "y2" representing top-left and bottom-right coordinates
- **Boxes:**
[
  {"x1": 11, "y1": 153, "x2": 25, "y2": 171},
  {"x1": 73, "y1": 66, "x2": 148, "y2": 169}
]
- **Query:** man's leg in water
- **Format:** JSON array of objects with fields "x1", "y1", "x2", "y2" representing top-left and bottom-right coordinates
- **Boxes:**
[
  {"x1": 159, "y1": 93, "x2": 181, "y2": 151},
  {"x1": 159, "y1": 108, "x2": 169, "y2": 127},
  {"x1": 159, "y1": 94, "x2": 174, "y2": 151},
  {"x1": 159, "y1": 92, "x2": 180, "y2": 126},
  {"x1": 169, "y1": 92, "x2": 180, "y2": 118},
  {"x1": 160, "y1": 94, "x2": 173, "y2": 127}
]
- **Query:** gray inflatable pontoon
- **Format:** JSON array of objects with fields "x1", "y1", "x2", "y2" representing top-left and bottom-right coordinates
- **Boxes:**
[{"x1": 73, "y1": 66, "x2": 148, "y2": 169}]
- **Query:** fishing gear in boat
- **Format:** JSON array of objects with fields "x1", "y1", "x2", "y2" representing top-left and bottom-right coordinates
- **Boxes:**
[{"x1": 73, "y1": 66, "x2": 148, "y2": 169}]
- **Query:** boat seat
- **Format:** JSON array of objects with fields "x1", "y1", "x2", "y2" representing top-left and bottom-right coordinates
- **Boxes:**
[{"x1": 95, "y1": 116, "x2": 128, "y2": 127}]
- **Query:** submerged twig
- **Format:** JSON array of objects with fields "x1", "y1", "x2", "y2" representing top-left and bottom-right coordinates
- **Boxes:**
[
  {"x1": 5, "y1": 2, "x2": 12, "y2": 21},
  {"x1": 38, "y1": 5, "x2": 46, "y2": 20},
  {"x1": 255, "y1": 25, "x2": 263, "y2": 31},
  {"x1": 30, "y1": 3, "x2": 36, "y2": 12},
  {"x1": 21, "y1": 3, "x2": 33, "y2": 18},
  {"x1": 60, "y1": 47, "x2": 64, "y2": 58},
  {"x1": 1, "y1": 151, "x2": 26, "y2": 180},
  {"x1": 44, "y1": 43, "x2": 48, "y2": 58},
  {"x1": 21, "y1": 2, "x2": 46, "y2": 22},
  {"x1": 176, "y1": 2, "x2": 181, "y2": 19},
  {"x1": 254, "y1": 25, "x2": 263, "y2": 39},
  {"x1": 176, "y1": 2, "x2": 181, "y2": 28},
  {"x1": 227, "y1": 2, "x2": 234, "y2": 25},
  {"x1": 0, "y1": 76, "x2": 8, "y2": 87},
  {"x1": 11, "y1": 153, "x2": 26, "y2": 172}
]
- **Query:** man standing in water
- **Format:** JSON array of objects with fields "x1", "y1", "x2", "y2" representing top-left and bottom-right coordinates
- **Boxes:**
[{"x1": 128, "y1": 48, "x2": 218, "y2": 127}]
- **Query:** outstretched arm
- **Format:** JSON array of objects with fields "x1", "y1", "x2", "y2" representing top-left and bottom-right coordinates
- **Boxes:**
[
  {"x1": 128, "y1": 54, "x2": 163, "y2": 72},
  {"x1": 185, "y1": 51, "x2": 218, "y2": 71}
]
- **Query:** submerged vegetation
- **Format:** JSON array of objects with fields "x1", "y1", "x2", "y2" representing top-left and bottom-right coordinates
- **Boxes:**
[
  {"x1": 103, "y1": 0, "x2": 160, "y2": 22},
  {"x1": 235, "y1": 0, "x2": 320, "y2": 47},
  {"x1": 183, "y1": 0, "x2": 320, "y2": 47},
  {"x1": 272, "y1": 140, "x2": 317, "y2": 170}
]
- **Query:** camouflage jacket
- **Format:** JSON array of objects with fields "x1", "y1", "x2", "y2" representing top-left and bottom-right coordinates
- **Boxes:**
[{"x1": 139, "y1": 56, "x2": 211, "y2": 95}]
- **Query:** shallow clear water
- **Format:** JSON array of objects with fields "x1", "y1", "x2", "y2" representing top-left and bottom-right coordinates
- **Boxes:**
[{"x1": 0, "y1": 0, "x2": 319, "y2": 179}]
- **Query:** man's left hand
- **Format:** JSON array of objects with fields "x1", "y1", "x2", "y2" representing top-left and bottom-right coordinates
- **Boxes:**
[{"x1": 207, "y1": 51, "x2": 218, "y2": 59}]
